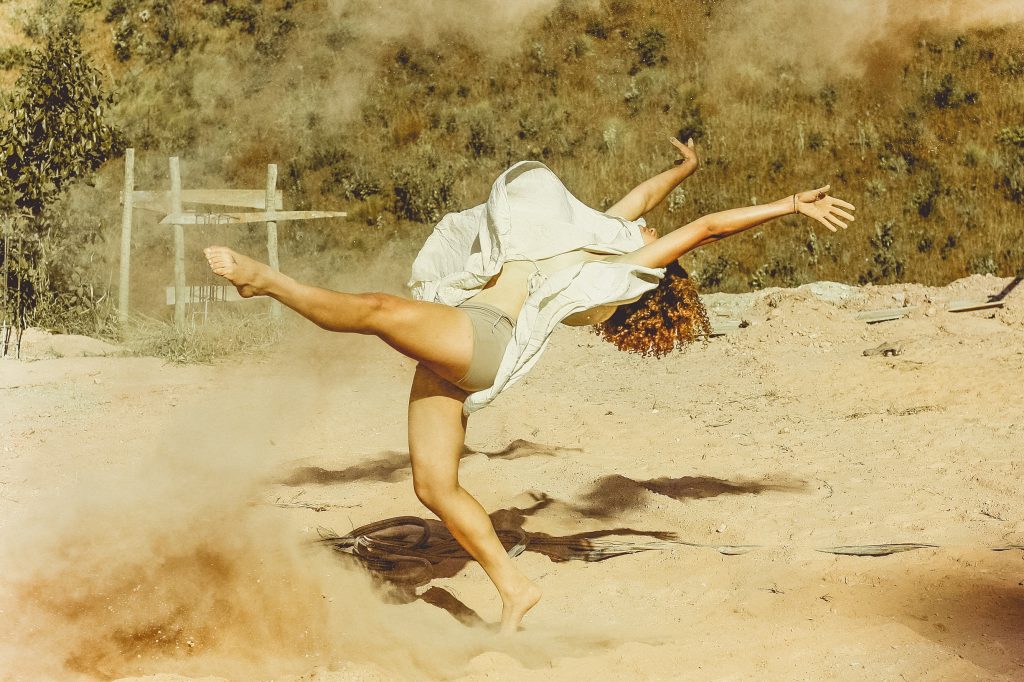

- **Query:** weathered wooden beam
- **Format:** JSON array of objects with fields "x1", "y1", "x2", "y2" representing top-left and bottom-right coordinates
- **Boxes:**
[
  {"x1": 854, "y1": 306, "x2": 917, "y2": 323},
  {"x1": 169, "y1": 157, "x2": 185, "y2": 328},
  {"x1": 266, "y1": 164, "x2": 281, "y2": 321},
  {"x1": 117, "y1": 148, "x2": 134, "y2": 323},
  {"x1": 947, "y1": 299, "x2": 1005, "y2": 313},
  {"x1": 127, "y1": 188, "x2": 284, "y2": 212},
  {"x1": 158, "y1": 210, "x2": 347, "y2": 225}
]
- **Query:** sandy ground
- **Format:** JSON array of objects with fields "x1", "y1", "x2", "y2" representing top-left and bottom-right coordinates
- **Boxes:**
[{"x1": 1, "y1": 274, "x2": 1022, "y2": 681}]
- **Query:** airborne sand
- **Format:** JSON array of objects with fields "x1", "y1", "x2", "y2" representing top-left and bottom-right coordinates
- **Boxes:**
[{"x1": 1, "y1": 274, "x2": 1022, "y2": 681}]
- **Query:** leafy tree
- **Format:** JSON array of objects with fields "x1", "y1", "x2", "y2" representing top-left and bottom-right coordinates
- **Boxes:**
[
  {"x1": 0, "y1": 30, "x2": 123, "y2": 215},
  {"x1": 0, "y1": 30, "x2": 123, "y2": 344}
]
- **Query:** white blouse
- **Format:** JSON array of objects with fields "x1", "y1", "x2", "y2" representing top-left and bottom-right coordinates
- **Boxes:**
[{"x1": 408, "y1": 161, "x2": 665, "y2": 413}]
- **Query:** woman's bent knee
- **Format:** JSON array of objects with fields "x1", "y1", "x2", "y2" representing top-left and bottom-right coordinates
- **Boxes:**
[{"x1": 413, "y1": 478, "x2": 458, "y2": 513}]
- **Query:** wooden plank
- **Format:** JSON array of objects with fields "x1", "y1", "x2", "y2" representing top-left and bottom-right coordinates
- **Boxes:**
[
  {"x1": 128, "y1": 189, "x2": 284, "y2": 211},
  {"x1": 854, "y1": 306, "x2": 917, "y2": 323},
  {"x1": 710, "y1": 319, "x2": 744, "y2": 336},
  {"x1": 117, "y1": 148, "x2": 134, "y2": 323},
  {"x1": 266, "y1": 164, "x2": 281, "y2": 321},
  {"x1": 816, "y1": 543, "x2": 937, "y2": 557},
  {"x1": 169, "y1": 157, "x2": 185, "y2": 328},
  {"x1": 159, "y1": 210, "x2": 347, "y2": 225},
  {"x1": 165, "y1": 285, "x2": 249, "y2": 305},
  {"x1": 947, "y1": 299, "x2": 1004, "y2": 313}
]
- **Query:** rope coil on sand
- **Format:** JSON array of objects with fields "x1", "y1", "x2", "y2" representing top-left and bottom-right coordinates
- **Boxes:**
[
  {"x1": 318, "y1": 516, "x2": 1024, "y2": 586},
  {"x1": 319, "y1": 517, "x2": 527, "y2": 585}
]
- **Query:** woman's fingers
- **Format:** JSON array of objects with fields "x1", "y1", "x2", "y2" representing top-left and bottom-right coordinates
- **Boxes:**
[
  {"x1": 832, "y1": 198, "x2": 855, "y2": 210},
  {"x1": 811, "y1": 214, "x2": 835, "y2": 229},
  {"x1": 669, "y1": 136, "x2": 697, "y2": 160},
  {"x1": 824, "y1": 213, "x2": 847, "y2": 230},
  {"x1": 831, "y1": 206, "x2": 856, "y2": 222}
]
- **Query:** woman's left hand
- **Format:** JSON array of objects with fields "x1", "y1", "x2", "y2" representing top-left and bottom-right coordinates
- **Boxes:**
[
  {"x1": 668, "y1": 136, "x2": 699, "y2": 169},
  {"x1": 795, "y1": 185, "x2": 856, "y2": 232}
]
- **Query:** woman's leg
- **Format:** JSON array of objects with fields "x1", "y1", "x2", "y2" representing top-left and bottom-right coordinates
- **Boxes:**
[
  {"x1": 206, "y1": 247, "x2": 540, "y2": 629},
  {"x1": 408, "y1": 364, "x2": 541, "y2": 633},
  {"x1": 203, "y1": 246, "x2": 473, "y2": 384}
]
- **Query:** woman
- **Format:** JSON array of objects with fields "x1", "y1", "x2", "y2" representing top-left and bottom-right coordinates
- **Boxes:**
[{"x1": 204, "y1": 138, "x2": 855, "y2": 633}]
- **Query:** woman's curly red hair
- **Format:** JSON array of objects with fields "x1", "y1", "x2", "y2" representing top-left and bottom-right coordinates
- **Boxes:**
[{"x1": 593, "y1": 260, "x2": 711, "y2": 357}]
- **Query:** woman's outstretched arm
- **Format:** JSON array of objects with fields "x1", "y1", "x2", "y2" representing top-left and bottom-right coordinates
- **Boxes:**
[
  {"x1": 612, "y1": 186, "x2": 856, "y2": 269},
  {"x1": 605, "y1": 137, "x2": 699, "y2": 221}
]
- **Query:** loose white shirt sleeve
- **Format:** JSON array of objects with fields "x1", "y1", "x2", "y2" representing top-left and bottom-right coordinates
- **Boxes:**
[{"x1": 408, "y1": 161, "x2": 665, "y2": 413}]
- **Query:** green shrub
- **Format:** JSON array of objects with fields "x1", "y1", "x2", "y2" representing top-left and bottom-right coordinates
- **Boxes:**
[
  {"x1": 997, "y1": 127, "x2": 1024, "y2": 148},
  {"x1": 467, "y1": 121, "x2": 497, "y2": 158},
  {"x1": 0, "y1": 46, "x2": 31, "y2": 70},
  {"x1": 860, "y1": 220, "x2": 904, "y2": 283},
  {"x1": 996, "y1": 127, "x2": 1024, "y2": 203},
  {"x1": 633, "y1": 28, "x2": 666, "y2": 69},
  {"x1": 584, "y1": 20, "x2": 609, "y2": 40},
  {"x1": 909, "y1": 170, "x2": 941, "y2": 218},
  {"x1": 931, "y1": 73, "x2": 979, "y2": 109},
  {"x1": 966, "y1": 254, "x2": 997, "y2": 275},
  {"x1": 111, "y1": 18, "x2": 134, "y2": 60},
  {"x1": 940, "y1": 232, "x2": 960, "y2": 260},
  {"x1": 695, "y1": 255, "x2": 733, "y2": 290},
  {"x1": 224, "y1": 3, "x2": 260, "y2": 34},
  {"x1": 749, "y1": 259, "x2": 798, "y2": 289},
  {"x1": 391, "y1": 150, "x2": 458, "y2": 223},
  {"x1": 104, "y1": 0, "x2": 129, "y2": 23}
]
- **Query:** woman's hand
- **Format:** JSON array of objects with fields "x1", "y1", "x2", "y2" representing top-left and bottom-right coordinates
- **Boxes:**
[
  {"x1": 794, "y1": 185, "x2": 856, "y2": 232},
  {"x1": 668, "y1": 136, "x2": 698, "y2": 169},
  {"x1": 606, "y1": 135, "x2": 699, "y2": 221}
]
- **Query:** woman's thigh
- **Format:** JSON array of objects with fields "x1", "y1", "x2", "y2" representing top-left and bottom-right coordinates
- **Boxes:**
[{"x1": 373, "y1": 294, "x2": 474, "y2": 386}]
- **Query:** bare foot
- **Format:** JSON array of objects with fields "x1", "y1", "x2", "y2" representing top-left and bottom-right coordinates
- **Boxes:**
[
  {"x1": 499, "y1": 578, "x2": 542, "y2": 634},
  {"x1": 203, "y1": 246, "x2": 273, "y2": 298}
]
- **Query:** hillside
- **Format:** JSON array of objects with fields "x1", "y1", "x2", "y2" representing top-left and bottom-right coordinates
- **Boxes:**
[{"x1": 1, "y1": 0, "x2": 1023, "y2": 318}]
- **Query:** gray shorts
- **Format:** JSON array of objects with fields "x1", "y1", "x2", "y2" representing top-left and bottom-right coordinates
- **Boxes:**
[{"x1": 454, "y1": 302, "x2": 514, "y2": 392}]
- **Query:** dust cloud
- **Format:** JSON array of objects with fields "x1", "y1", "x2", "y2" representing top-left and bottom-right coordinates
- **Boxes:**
[
  {"x1": 0, "y1": 359, "x2": 636, "y2": 680},
  {"x1": 704, "y1": 0, "x2": 1024, "y2": 85},
  {"x1": 184, "y1": 0, "x2": 562, "y2": 183}
]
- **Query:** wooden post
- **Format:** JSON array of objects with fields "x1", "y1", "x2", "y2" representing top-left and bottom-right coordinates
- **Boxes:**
[
  {"x1": 265, "y1": 163, "x2": 280, "y2": 321},
  {"x1": 117, "y1": 148, "x2": 134, "y2": 323},
  {"x1": 1, "y1": 218, "x2": 8, "y2": 356},
  {"x1": 169, "y1": 156, "x2": 186, "y2": 327}
]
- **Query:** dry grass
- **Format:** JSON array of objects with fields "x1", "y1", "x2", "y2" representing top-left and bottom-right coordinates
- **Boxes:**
[{"x1": 120, "y1": 310, "x2": 283, "y2": 364}]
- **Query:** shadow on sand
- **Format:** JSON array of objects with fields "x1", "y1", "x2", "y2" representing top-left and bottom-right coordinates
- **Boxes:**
[
  {"x1": 574, "y1": 473, "x2": 808, "y2": 519},
  {"x1": 336, "y1": 493, "x2": 677, "y2": 628},
  {"x1": 295, "y1": 439, "x2": 807, "y2": 627},
  {"x1": 326, "y1": 472, "x2": 804, "y2": 628},
  {"x1": 280, "y1": 439, "x2": 579, "y2": 486}
]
